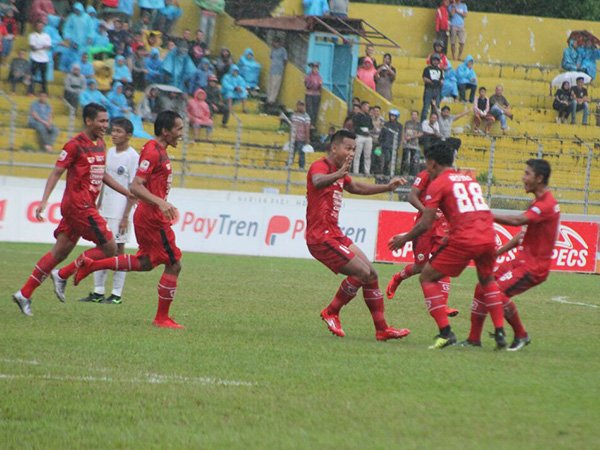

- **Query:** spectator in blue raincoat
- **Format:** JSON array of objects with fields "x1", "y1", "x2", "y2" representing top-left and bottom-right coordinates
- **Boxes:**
[
  {"x1": 303, "y1": 0, "x2": 329, "y2": 16},
  {"x1": 79, "y1": 78, "x2": 110, "y2": 109},
  {"x1": 221, "y1": 64, "x2": 248, "y2": 112},
  {"x1": 441, "y1": 61, "x2": 458, "y2": 101},
  {"x1": 561, "y1": 40, "x2": 581, "y2": 72},
  {"x1": 456, "y1": 55, "x2": 477, "y2": 103},
  {"x1": 145, "y1": 47, "x2": 163, "y2": 84},
  {"x1": 78, "y1": 53, "x2": 95, "y2": 79},
  {"x1": 161, "y1": 44, "x2": 196, "y2": 90},
  {"x1": 117, "y1": 0, "x2": 135, "y2": 19},
  {"x1": 579, "y1": 41, "x2": 599, "y2": 80},
  {"x1": 113, "y1": 55, "x2": 133, "y2": 83},
  {"x1": 62, "y1": 2, "x2": 92, "y2": 50},
  {"x1": 186, "y1": 57, "x2": 214, "y2": 95},
  {"x1": 41, "y1": 14, "x2": 61, "y2": 81},
  {"x1": 237, "y1": 48, "x2": 261, "y2": 90},
  {"x1": 106, "y1": 81, "x2": 131, "y2": 118},
  {"x1": 155, "y1": 0, "x2": 182, "y2": 36},
  {"x1": 86, "y1": 5, "x2": 100, "y2": 33}
]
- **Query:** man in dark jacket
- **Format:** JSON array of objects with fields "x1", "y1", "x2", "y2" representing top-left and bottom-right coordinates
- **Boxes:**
[
  {"x1": 205, "y1": 75, "x2": 229, "y2": 126},
  {"x1": 376, "y1": 109, "x2": 403, "y2": 177}
]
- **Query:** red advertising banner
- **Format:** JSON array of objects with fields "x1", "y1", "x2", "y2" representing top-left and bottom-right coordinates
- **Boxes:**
[{"x1": 375, "y1": 210, "x2": 599, "y2": 273}]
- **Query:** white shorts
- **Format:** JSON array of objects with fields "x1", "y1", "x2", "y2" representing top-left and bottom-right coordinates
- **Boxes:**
[{"x1": 106, "y1": 217, "x2": 131, "y2": 244}]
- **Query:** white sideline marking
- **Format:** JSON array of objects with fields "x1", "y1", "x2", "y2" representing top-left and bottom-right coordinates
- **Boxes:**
[{"x1": 551, "y1": 296, "x2": 598, "y2": 309}]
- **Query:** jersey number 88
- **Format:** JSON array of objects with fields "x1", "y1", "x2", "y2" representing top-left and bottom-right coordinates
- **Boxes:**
[{"x1": 453, "y1": 182, "x2": 490, "y2": 213}]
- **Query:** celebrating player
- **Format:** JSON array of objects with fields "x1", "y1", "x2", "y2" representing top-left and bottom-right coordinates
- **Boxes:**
[
  {"x1": 385, "y1": 166, "x2": 459, "y2": 317},
  {"x1": 388, "y1": 142, "x2": 507, "y2": 350},
  {"x1": 462, "y1": 159, "x2": 560, "y2": 351},
  {"x1": 79, "y1": 118, "x2": 139, "y2": 305},
  {"x1": 12, "y1": 103, "x2": 133, "y2": 316},
  {"x1": 308, "y1": 129, "x2": 411, "y2": 341},
  {"x1": 72, "y1": 110, "x2": 185, "y2": 329}
]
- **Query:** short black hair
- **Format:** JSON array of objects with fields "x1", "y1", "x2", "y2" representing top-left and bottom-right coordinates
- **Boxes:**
[
  {"x1": 441, "y1": 106, "x2": 450, "y2": 112},
  {"x1": 576, "y1": 76, "x2": 584, "y2": 81},
  {"x1": 83, "y1": 103, "x2": 107, "y2": 123},
  {"x1": 155, "y1": 110, "x2": 182, "y2": 136},
  {"x1": 479, "y1": 86, "x2": 487, "y2": 92},
  {"x1": 526, "y1": 158, "x2": 551, "y2": 185},
  {"x1": 425, "y1": 141, "x2": 455, "y2": 167},
  {"x1": 331, "y1": 129, "x2": 356, "y2": 147},
  {"x1": 111, "y1": 117, "x2": 134, "y2": 135},
  {"x1": 360, "y1": 100, "x2": 370, "y2": 107}
]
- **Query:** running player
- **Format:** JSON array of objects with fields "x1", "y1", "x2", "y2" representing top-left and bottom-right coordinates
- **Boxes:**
[
  {"x1": 388, "y1": 142, "x2": 507, "y2": 350},
  {"x1": 12, "y1": 103, "x2": 133, "y2": 316},
  {"x1": 79, "y1": 118, "x2": 139, "y2": 305},
  {"x1": 308, "y1": 129, "x2": 411, "y2": 341},
  {"x1": 385, "y1": 166, "x2": 458, "y2": 317},
  {"x1": 461, "y1": 159, "x2": 560, "y2": 351},
  {"x1": 73, "y1": 110, "x2": 185, "y2": 329}
]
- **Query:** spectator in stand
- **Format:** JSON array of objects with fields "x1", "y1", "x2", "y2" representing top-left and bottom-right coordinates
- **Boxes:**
[
  {"x1": 441, "y1": 60, "x2": 458, "y2": 102},
  {"x1": 79, "y1": 53, "x2": 95, "y2": 79},
  {"x1": 570, "y1": 76, "x2": 589, "y2": 125},
  {"x1": 352, "y1": 100, "x2": 374, "y2": 174},
  {"x1": 123, "y1": 84, "x2": 136, "y2": 111},
  {"x1": 29, "y1": 0, "x2": 54, "y2": 27},
  {"x1": 63, "y1": 63, "x2": 86, "y2": 110},
  {"x1": 116, "y1": 0, "x2": 135, "y2": 21},
  {"x1": 370, "y1": 105, "x2": 385, "y2": 147},
  {"x1": 237, "y1": 48, "x2": 262, "y2": 92},
  {"x1": 182, "y1": 29, "x2": 194, "y2": 47},
  {"x1": 206, "y1": 74, "x2": 229, "y2": 127},
  {"x1": 267, "y1": 37, "x2": 287, "y2": 105},
  {"x1": 113, "y1": 55, "x2": 133, "y2": 84},
  {"x1": 358, "y1": 44, "x2": 377, "y2": 68},
  {"x1": 343, "y1": 103, "x2": 360, "y2": 131},
  {"x1": 139, "y1": 0, "x2": 166, "y2": 18},
  {"x1": 156, "y1": 90, "x2": 185, "y2": 116},
  {"x1": 435, "y1": 103, "x2": 469, "y2": 150},
  {"x1": 421, "y1": 111, "x2": 442, "y2": 152},
  {"x1": 375, "y1": 53, "x2": 396, "y2": 101},
  {"x1": 561, "y1": 39, "x2": 580, "y2": 72},
  {"x1": 108, "y1": 19, "x2": 130, "y2": 57},
  {"x1": 377, "y1": 109, "x2": 403, "y2": 177},
  {"x1": 189, "y1": 30, "x2": 208, "y2": 66},
  {"x1": 2, "y1": 9, "x2": 17, "y2": 60},
  {"x1": 86, "y1": 5, "x2": 100, "y2": 33},
  {"x1": 448, "y1": 0, "x2": 468, "y2": 61},
  {"x1": 138, "y1": 85, "x2": 159, "y2": 122},
  {"x1": 187, "y1": 88, "x2": 213, "y2": 142},
  {"x1": 89, "y1": 23, "x2": 113, "y2": 58},
  {"x1": 161, "y1": 44, "x2": 196, "y2": 91},
  {"x1": 552, "y1": 81, "x2": 571, "y2": 124},
  {"x1": 132, "y1": 46, "x2": 148, "y2": 90},
  {"x1": 221, "y1": 64, "x2": 248, "y2": 113},
  {"x1": 426, "y1": 40, "x2": 450, "y2": 70},
  {"x1": 144, "y1": 47, "x2": 163, "y2": 84},
  {"x1": 304, "y1": 61, "x2": 322, "y2": 130},
  {"x1": 196, "y1": 0, "x2": 224, "y2": 48},
  {"x1": 8, "y1": 49, "x2": 30, "y2": 93},
  {"x1": 579, "y1": 40, "x2": 600, "y2": 80},
  {"x1": 303, "y1": 0, "x2": 329, "y2": 16},
  {"x1": 489, "y1": 84, "x2": 513, "y2": 133},
  {"x1": 473, "y1": 86, "x2": 495, "y2": 134},
  {"x1": 456, "y1": 54, "x2": 477, "y2": 103},
  {"x1": 357, "y1": 56, "x2": 376, "y2": 90},
  {"x1": 435, "y1": 0, "x2": 450, "y2": 54},
  {"x1": 215, "y1": 47, "x2": 233, "y2": 81},
  {"x1": 106, "y1": 81, "x2": 131, "y2": 118},
  {"x1": 63, "y1": 2, "x2": 92, "y2": 51},
  {"x1": 27, "y1": 92, "x2": 58, "y2": 152},
  {"x1": 291, "y1": 100, "x2": 311, "y2": 169},
  {"x1": 155, "y1": 0, "x2": 182, "y2": 37},
  {"x1": 402, "y1": 110, "x2": 423, "y2": 176},
  {"x1": 329, "y1": 0, "x2": 349, "y2": 18},
  {"x1": 133, "y1": 10, "x2": 153, "y2": 35},
  {"x1": 186, "y1": 57, "x2": 214, "y2": 95},
  {"x1": 27, "y1": 20, "x2": 51, "y2": 95},
  {"x1": 421, "y1": 53, "x2": 444, "y2": 121},
  {"x1": 79, "y1": 78, "x2": 110, "y2": 109}
]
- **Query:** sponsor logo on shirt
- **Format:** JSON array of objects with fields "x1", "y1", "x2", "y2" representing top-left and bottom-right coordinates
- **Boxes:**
[
  {"x1": 58, "y1": 150, "x2": 68, "y2": 162},
  {"x1": 139, "y1": 159, "x2": 150, "y2": 172}
]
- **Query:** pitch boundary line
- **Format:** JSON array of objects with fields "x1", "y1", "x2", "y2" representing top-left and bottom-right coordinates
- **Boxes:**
[{"x1": 550, "y1": 296, "x2": 598, "y2": 309}]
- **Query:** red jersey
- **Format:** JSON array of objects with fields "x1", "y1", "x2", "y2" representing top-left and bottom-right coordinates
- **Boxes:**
[
  {"x1": 413, "y1": 170, "x2": 449, "y2": 236},
  {"x1": 521, "y1": 190, "x2": 560, "y2": 275},
  {"x1": 306, "y1": 157, "x2": 352, "y2": 245},
  {"x1": 134, "y1": 139, "x2": 173, "y2": 227},
  {"x1": 56, "y1": 132, "x2": 106, "y2": 210},
  {"x1": 424, "y1": 169, "x2": 495, "y2": 246},
  {"x1": 436, "y1": 5, "x2": 449, "y2": 31}
]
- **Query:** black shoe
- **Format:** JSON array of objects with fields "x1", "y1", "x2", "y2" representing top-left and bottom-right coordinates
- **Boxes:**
[
  {"x1": 507, "y1": 335, "x2": 531, "y2": 352},
  {"x1": 428, "y1": 331, "x2": 457, "y2": 349},
  {"x1": 101, "y1": 294, "x2": 122, "y2": 305},
  {"x1": 79, "y1": 292, "x2": 104, "y2": 303},
  {"x1": 459, "y1": 339, "x2": 482, "y2": 348},
  {"x1": 494, "y1": 328, "x2": 507, "y2": 350}
]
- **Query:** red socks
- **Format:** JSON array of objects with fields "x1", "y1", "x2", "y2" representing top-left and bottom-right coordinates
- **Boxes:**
[
  {"x1": 58, "y1": 247, "x2": 106, "y2": 279},
  {"x1": 155, "y1": 273, "x2": 178, "y2": 321},
  {"x1": 468, "y1": 283, "x2": 487, "y2": 343},
  {"x1": 21, "y1": 252, "x2": 59, "y2": 299},
  {"x1": 439, "y1": 276, "x2": 451, "y2": 304},
  {"x1": 421, "y1": 281, "x2": 449, "y2": 330},
  {"x1": 481, "y1": 281, "x2": 504, "y2": 329},
  {"x1": 89, "y1": 254, "x2": 143, "y2": 272},
  {"x1": 502, "y1": 295, "x2": 528, "y2": 338},
  {"x1": 327, "y1": 276, "x2": 361, "y2": 315},
  {"x1": 363, "y1": 281, "x2": 387, "y2": 331},
  {"x1": 399, "y1": 264, "x2": 415, "y2": 281}
]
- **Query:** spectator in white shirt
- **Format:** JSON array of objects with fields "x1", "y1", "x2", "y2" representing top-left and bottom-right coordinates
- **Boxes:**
[
  {"x1": 421, "y1": 112, "x2": 442, "y2": 152},
  {"x1": 28, "y1": 20, "x2": 51, "y2": 95}
]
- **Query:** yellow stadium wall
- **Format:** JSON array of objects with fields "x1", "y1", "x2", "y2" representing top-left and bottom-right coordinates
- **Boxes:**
[{"x1": 278, "y1": 1, "x2": 600, "y2": 67}]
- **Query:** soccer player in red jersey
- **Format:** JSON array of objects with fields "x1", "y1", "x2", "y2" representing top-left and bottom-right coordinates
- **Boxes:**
[
  {"x1": 72, "y1": 110, "x2": 186, "y2": 329},
  {"x1": 462, "y1": 159, "x2": 560, "y2": 351},
  {"x1": 308, "y1": 129, "x2": 411, "y2": 341},
  {"x1": 385, "y1": 168, "x2": 459, "y2": 317},
  {"x1": 12, "y1": 103, "x2": 133, "y2": 316},
  {"x1": 388, "y1": 142, "x2": 507, "y2": 350}
]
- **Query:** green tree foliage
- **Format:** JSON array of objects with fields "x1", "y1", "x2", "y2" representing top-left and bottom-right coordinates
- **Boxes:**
[{"x1": 353, "y1": 0, "x2": 600, "y2": 21}]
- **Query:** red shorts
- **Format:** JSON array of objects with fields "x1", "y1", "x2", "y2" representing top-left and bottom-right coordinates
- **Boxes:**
[
  {"x1": 495, "y1": 259, "x2": 547, "y2": 298},
  {"x1": 308, "y1": 236, "x2": 355, "y2": 274},
  {"x1": 135, "y1": 221, "x2": 182, "y2": 267},
  {"x1": 54, "y1": 207, "x2": 114, "y2": 245},
  {"x1": 430, "y1": 240, "x2": 496, "y2": 278},
  {"x1": 412, "y1": 228, "x2": 446, "y2": 265}
]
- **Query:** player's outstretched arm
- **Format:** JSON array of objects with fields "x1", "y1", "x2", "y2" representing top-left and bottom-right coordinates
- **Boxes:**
[
  {"x1": 35, "y1": 166, "x2": 67, "y2": 221},
  {"x1": 388, "y1": 207, "x2": 436, "y2": 251},
  {"x1": 493, "y1": 212, "x2": 529, "y2": 226},
  {"x1": 103, "y1": 172, "x2": 135, "y2": 200},
  {"x1": 130, "y1": 176, "x2": 177, "y2": 221},
  {"x1": 346, "y1": 177, "x2": 407, "y2": 196}
]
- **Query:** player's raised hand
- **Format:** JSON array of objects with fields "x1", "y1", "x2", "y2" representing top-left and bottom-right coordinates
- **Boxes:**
[
  {"x1": 388, "y1": 233, "x2": 408, "y2": 251},
  {"x1": 339, "y1": 154, "x2": 352, "y2": 176},
  {"x1": 387, "y1": 177, "x2": 407, "y2": 191},
  {"x1": 35, "y1": 202, "x2": 47, "y2": 222}
]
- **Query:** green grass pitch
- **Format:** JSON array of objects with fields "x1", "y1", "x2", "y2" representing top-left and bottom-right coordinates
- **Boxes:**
[{"x1": 1, "y1": 242, "x2": 599, "y2": 449}]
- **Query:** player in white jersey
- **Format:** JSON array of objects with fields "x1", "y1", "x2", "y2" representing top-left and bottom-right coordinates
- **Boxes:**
[{"x1": 79, "y1": 118, "x2": 139, "y2": 304}]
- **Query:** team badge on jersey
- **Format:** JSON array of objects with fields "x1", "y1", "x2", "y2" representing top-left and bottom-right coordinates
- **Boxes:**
[
  {"x1": 58, "y1": 150, "x2": 68, "y2": 162},
  {"x1": 139, "y1": 160, "x2": 150, "y2": 172}
]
